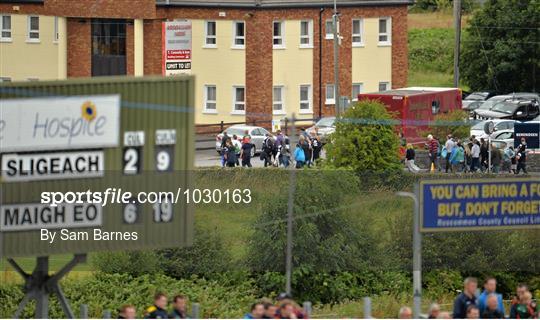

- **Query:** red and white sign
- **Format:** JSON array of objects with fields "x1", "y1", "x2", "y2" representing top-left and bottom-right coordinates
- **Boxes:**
[{"x1": 162, "y1": 20, "x2": 192, "y2": 76}]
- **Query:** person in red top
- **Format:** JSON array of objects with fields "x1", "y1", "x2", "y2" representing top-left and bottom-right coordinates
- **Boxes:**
[{"x1": 427, "y1": 134, "x2": 439, "y2": 171}]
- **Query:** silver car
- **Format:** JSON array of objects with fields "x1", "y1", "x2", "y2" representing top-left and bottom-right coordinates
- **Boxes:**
[
  {"x1": 216, "y1": 125, "x2": 271, "y2": 156},
  {"x1": 307, "y1": 117, "x2": 336, "y2": 142}
]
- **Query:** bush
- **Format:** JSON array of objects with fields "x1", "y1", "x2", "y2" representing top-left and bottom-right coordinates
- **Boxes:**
[
  {"x1": 324, "y1": 100, "x2": 401, "y2": 173},
  {"x1": 423, "y1": 109, "x2": 471, "y2": 140},
  {"x1": 0, "y1": 273, "x2": 257, "y2": 318},
  {"x1": 409, "y1": 29, "x2": 454, "y2": 74},
  {"x1": 92, "y1": 250, "x2": 160, "y2": 277}
]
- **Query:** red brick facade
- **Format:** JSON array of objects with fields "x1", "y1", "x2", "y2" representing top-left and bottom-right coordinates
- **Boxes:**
[{"x1": 2, "y1": 1, "x2": 408, "y2": 122}]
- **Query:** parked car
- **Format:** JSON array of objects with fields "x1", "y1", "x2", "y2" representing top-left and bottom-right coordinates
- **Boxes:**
[
  {"x1": 471, "y1": 93, "x2": 539, "y2": 119},
  {"x1": 215, "y1": 125, "x2": 271, "y2": 156},
  {"x1": 470, "y1": 119, "x2": 516, "y2": 139},
  {"x1": 462, "y1": 91, "x2": 497, "y2": 110},
  {"x1": 306, "y1": 117, "x2": 336, "y2": 142},
  {"x1": 475, "y1": 99, "x2": 539, "y2": 121},
  {"x1": 490, "y1": 129, "x2": 514, "y2": 147}
]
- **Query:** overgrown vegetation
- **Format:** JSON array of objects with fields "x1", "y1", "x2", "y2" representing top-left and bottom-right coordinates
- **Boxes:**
[{"x1": 422, "y1": 109, "x2": 471, "y2": 139}]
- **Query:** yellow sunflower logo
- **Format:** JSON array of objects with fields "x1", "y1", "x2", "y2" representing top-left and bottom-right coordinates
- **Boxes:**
[{"x1": 81, "y1": 101, "x2": 97, "y2": 121}]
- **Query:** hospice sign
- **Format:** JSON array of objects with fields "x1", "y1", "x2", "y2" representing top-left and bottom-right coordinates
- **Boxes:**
[{"x1": 420, "y1": 179, "x2": 540, "y2": 232}]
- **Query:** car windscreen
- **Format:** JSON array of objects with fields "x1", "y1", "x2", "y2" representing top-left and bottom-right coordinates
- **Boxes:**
[
  {"x1": 477, "y1": 100, "x2": 498, "y2": 110},
  {"x1": 465, "y1": 93, "x2": 488, "y2": 100},
  {"x1": 316, "y1": 118, "x2": 335, "y2": 127},
  {"x1": 224, "y1": 127, "x2": 249, "y2": 136},
  {"x1": 491, "y1": 102, "x2": 517, "y2": 114},
  {"x1": 472, "y1": 122, "x2": 485, "y2": 130}
]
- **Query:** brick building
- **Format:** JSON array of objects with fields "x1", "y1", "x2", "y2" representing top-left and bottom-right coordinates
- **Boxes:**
[{"x1": 0, "y1": 0, "x2": 412, "y2": 124}]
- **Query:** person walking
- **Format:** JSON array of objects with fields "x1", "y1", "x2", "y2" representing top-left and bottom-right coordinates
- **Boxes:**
[
  {"x1": 240, "y1": 137, "x2": 254, "y2": 168},
  {"x1": 445, "y1": 134, "x2": 455, "y2": 173},
  {"x1": 480, "y1": 138, "x2": 489, "y2": 172},
  {"x1": 470, "y1": 140, "x2": 481, "y2": 172},
  {"x1": 453, "y1": 277, "x2": 478, "y2": 319},
  {"x1": 478, "y1": 277, "x2": 505, "y2": 315},
  {"x1": 311, "y1": 131, "x2": 322, "y2": 164},
  {"x1": 144, "y1": 293, "x2": 169, "y2": 319},
  {"x1": 450, "y1": 141, "x2": 465, "y2": 173},
  {"x1": 223, "y1": 139, "x2": 237, "y2": 168},
  {"x1": 427, "y1": 135, "x2": 439, "y2": 172},
  {"x1": 232, "y1": 135, "x2": 242, "y2": 166},
  {"x1": 490, "y1": 145, "x2": 502, "y2": 173},
  {"x1": 503, "y1": 145, "x2": 515, "y2": 173},
  {"x1": 294, "y1": 140, "x2": 306, "y2": 169},
  {"x1": 261, "y1": 134, "x2": 274, "y2": 167},
  {"x1": 279, "y1": 137, "x2": 291, "y2": 168},
  {"x1": 405, "y1": 143, "x2": 419, "y2": 173},
  {"x1": 516, "y1": 138, "x2": 528, "y2": 174}
]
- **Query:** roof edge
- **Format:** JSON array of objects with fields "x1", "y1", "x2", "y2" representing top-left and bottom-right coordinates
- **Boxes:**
[{"x1": 156, "y1": 0, "x2": 414, "y2": 8}]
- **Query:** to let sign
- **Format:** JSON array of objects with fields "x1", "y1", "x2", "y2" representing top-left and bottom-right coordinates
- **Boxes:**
[{"x1": 420, "y1": 179, "x2": 540, "y2": 232}]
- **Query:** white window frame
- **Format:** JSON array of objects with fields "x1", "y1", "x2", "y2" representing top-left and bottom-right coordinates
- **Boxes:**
[
  {"x1": 378, "y1": 17, "x2": 391, "y2": 46},
  {"x1": 1, "y1": 15, "x2": 12, "y2": 42},
  {"x1": 325, "y1": 84, "x2": 335, "y2": 105},
  {"x1": 232, "y1": 21, "x2": 245, "y2": 49},
  {"x1": 299, "y1": 85, "x2": 312, "y2": 114},
  {"x1": 273, "y1": 86, "x2": 286, "y2": 115},
  {"x1": 204, "y1": 20, "x2": 217, "y2": 48},
  {"x1": 273, "y1": 20, "x2": 285, "y2": 49},
  {"x1": 27, "y1": 15, "x2": 40, "y2": 43},
  {"x1": 352, "y1": 83, "x2": 363, "y2": 101},
  {"x1": 352, "y1": 18, "x2": 364, "y2": 47},
  {"x1": 299, "y1": 20, "x2": 313, "y2": 48},
  {"x1": 379, "y1": 82, "x2": 391, "y2": 92},
  {"x1": 325, "y1": 19, "x2": 334, "y2": 40},
  {"x1": 203, "y1": 85, "x2": 217, "y2": 114},
  {"x1": 0, "y1": 77, "x2": 12, "y2": 82},
  {"x1": 232, "y1": 86, "x2": 246, "y2": 115},
  {"x1": 53, "y1": 16, "x2": 59, "y2": 43}
]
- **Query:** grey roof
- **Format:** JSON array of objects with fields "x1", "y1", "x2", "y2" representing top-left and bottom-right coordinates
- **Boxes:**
[{"x1": 156, "y1": 0, "x2": 413, "y2": 8}]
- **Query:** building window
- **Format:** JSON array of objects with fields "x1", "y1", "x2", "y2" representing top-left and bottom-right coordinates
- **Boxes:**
[
  {"x1": 0, "y1": 77, "x2": 11, "y2": 82},
  {"x1": 352, "y1": 19, "x2": 363, "y2": 46},
  {"x1": 378, "y1": 17, "x2": 391, "y2": 45},
  {"x1": 300, "y1": 20, "x2": 312, "y2": 47},
  {"x1": 273, "y1": 21, "x2": 284, "y2": 48},
  {"x1": 273, "y1": 86, "x2": 285, "y2": 114},
  {"x1": 27, "y1": 16, "x2": 40, "y2": 41},
  {"x1": 204, "y1": 85, "x2": 217, "y2": 113},
  {"x1": 53, "y1": 17, "x2": 59, "y2": 42},
  {"x1": 352, "y1": 83, "x2": 363, "y2": 101},
  {"x1": 205, "y1": 21, "x2": 216, "y2": 47},
  {"x1": 325, "y1": 20, "x2": 333, "y2": 39},
  {"x1": 27, "y1": 77, "x2": 39, "y2": 82},
  {"x1": 91, "y1": 19, "x2": 127, "y2": 76},
  {"x1": 379, "y1": 82, "x2": 390, "y2": 91},
  {"x1": 233, "y1": 21, "x2": 245, "y2": 48},
  {"x1": 300, "y1": 85, "x2": 312, "y2": 112},
  {"x1": 325, "y1": 84, "x2": 335, "y2": 104},
  {"x1": 1, "y1": 15, "x2": 11, "y2": 41},
  {"x1": 232, "y1": 86, "x2": 245, "y2": 113}
]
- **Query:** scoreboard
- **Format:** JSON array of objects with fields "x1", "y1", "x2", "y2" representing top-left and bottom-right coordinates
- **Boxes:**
[{"x1": 0, "y1": 76, "x2": 195, "y2": 258}]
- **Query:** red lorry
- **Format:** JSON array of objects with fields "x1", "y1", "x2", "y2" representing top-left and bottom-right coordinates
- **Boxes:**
[{"x1": 357, "y1": 87, "x2": 462, "y2": 142}]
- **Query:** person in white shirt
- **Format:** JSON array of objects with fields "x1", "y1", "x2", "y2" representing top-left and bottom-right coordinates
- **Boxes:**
[
  {"x1": 445, "y1": 135, "x2": 456, "y2": 173},
  {"x1": 470, "y1": 140, "x2": 481, "y2": 172}
]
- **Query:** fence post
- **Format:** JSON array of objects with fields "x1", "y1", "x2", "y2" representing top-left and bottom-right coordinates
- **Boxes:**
[
  {"x1": 220, "y1": 121, "x2": 224, "y2": 132},
  {"x1": 284, "y1": 118, "x2": 289, "y2": 136},
  {"x1": 80, "y1": 304, "x2": 88, "y2": 319},
  {"x1": 103, "y1": 309, "x2": 111, "y2": 319},
  {"x1": 302, "y1": 301, "x2": 312, "y2": 318},
  {"x1": 363, "y1": 297, "x2": 372, "y2": 319},
  {"x1": 191, "y1": 303, "x2": 200, "y2": 319}
]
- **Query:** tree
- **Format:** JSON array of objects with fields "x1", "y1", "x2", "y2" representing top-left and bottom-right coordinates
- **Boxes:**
[
  {"x1": 461, "y1": 0, "x2": 540, "y2": 93},
  {"x1": 424, "y1": 109, "x2": 471, "y2": 140},
  {"x1": 324, "y1": 100, "x2": 401, "y2": 173}
]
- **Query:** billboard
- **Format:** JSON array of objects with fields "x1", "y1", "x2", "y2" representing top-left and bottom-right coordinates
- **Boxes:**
[
  {"x1": 420, "y1": 179, "x2": 540, "y2": 232},
  {"x1": 162, "y1": 20, "x2": 192, "y2": 76},
  {"x1": 0, "y1": 77, "x2": 195, "y2": 258},
  {"x1": 514, "y1": 122, "x2": 540, "y2": 149},
  {"x1": 0, "y1": 95, "x2": 120, "y2": 153}
]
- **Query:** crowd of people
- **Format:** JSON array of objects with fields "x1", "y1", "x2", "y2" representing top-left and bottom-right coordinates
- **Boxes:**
[
  {"x1": 397, "y1": 277, "x2": 538, "y2": 319},
  {"x1": 405, "y1": 134, "x2": 529, "y2": 174},
  {"x1": 219, "y1": 129, "x2": 323, "y2": 169}
]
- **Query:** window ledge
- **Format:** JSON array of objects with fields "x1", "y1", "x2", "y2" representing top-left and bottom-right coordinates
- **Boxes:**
[
  {"x1": 273, "y1": 111, "x2": 286, "y2": 115},
  {"x1": 0, "y1": 38, "x2": 12, "y2": 43},
  {"x1": 377, "y1": 42, "x2": 392, "y2": 47},
  {"x1": 26, "y1": 39, "x2": 41, "y2": 44},
  {"x1": 231, "y1": 45, "x2": 245, "y2": 50},
  {"x1": 352, "y1": 43, "x2": 365, "y2": 48},
  {"x1": 325, "y1": 100, "x2": 335, "y2": 105},
  {"x1": 325, "y1": 36, "x2": 334, "y2": 40},
  {"x1": 230, "y1": 110, "x2": 246, "y2": 115},
  {"x1": 203, "y1": 44, "x2": 217, "y2": 49},
  {"x1": 299, "y1": 45, "x2": 314, "y2": 49},
  {"x1": 273, "y1": 45, "x2": 286, "y2": 50},
  {"x1": 299, "y1": 109, "x2": 313, "y2": 115},
  {"x1": 203, "y1": 109, "x2": 218, "y2": 114}
]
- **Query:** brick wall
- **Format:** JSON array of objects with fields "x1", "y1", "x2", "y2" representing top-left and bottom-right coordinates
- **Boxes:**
[
  {"x1": 126, "y1": 22, "x2": 134, "y2": 76},
  {"x1": 67, "y1": 18, "x2": 91, "y2": 78}
]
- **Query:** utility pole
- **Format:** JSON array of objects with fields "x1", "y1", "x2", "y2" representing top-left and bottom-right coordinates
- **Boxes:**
[
  {"x1": 333, "y1": 0, "x2": 340, "y2": 117},
  {"x1": 285, "y1": 114, "x2": 297, "y2": 296},
  {"x1": 453, "y1": 0, "x2": 462, "y2": 88}
]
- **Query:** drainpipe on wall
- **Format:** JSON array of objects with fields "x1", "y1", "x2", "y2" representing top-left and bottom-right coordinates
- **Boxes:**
[{"x1": 318, "y1": 7, "x2": 324, "y2": 120}]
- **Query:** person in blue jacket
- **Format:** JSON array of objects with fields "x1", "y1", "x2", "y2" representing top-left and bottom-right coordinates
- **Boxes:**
[
  {"x1": 294, "y1": 138, "x2": 306, "y2": 169},
  {"x1": 478, "y1": 277, "x2": 505, "y2": 316}
]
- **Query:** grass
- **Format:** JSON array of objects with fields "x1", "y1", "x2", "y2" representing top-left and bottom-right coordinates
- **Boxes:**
[
  {"x1": 408, "y1": 11, "x2": 470, "y2": 30},
  {"x1": 408, "y1": 69, "x2": 454, "y2": 88}
]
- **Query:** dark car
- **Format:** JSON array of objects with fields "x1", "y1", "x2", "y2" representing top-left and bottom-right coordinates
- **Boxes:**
[
  {"x1": 475, "y1": 99, "x2": 539, "y2": 121},
  {"x1": 462, "y1": 91, "x2": 497, "y2": 110}
]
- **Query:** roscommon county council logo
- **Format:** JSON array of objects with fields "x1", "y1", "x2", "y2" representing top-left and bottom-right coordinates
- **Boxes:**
[{"x1": 81, "y1": 101, "x2": 97, "y2": 121}]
